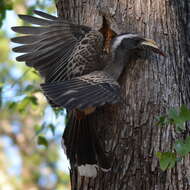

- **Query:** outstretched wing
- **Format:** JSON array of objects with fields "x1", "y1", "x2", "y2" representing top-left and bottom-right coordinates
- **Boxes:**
[
  {"x1": 41, "y1": 71, "x2": 121, "y2": 110},
  {"x1": 11, "y1": 10, "x2": 104, "y2": 82}
]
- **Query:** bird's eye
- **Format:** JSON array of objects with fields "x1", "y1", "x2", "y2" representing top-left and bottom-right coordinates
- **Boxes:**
[{"x1": 121, "y1": 38, "x2": 139, "y2": 49}]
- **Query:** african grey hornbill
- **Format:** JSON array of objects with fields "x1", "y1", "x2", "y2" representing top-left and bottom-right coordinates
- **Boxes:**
[{"x1": 11, "y1": 10, "x2": 164, "y2": 177}]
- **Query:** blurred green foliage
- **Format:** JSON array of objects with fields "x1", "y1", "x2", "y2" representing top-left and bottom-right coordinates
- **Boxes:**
[
  {"x1": 156, "y1": 105, "x2": 190, "y2": 171},
  {"x1": 0, "y1": 0, "x2": 13, "y2": 27},
  {"x1": 0, "y1": 0, "x2": 70, "y2": 189}
]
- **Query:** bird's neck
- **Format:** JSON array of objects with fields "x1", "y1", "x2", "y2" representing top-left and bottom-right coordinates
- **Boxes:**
[{"x1": 104, "y1": 51, "x2": 130, "y2": 80}]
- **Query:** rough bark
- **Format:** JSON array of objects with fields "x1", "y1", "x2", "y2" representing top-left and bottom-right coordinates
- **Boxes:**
[{"x1": 56, "y1": 0, "x2": 190, "y2": 189}]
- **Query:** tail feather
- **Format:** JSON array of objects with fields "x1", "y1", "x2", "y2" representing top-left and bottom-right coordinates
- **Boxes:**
[
  {"x1": 77, "y1": 119, "x2": 96, "y2": 165},
  {"x1": 62, "y1": 111, "x2": 110, "y2": 177}
]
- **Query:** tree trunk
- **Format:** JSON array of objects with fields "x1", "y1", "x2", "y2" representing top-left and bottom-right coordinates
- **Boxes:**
[{"x1": 56, "y1": 0, "x2": 190, "y2": 189}]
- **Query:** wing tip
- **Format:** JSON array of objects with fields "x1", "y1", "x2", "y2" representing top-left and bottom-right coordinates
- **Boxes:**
[
  {"x1": 10, "y1": 37, "x2": 23, "y2": 44},
  {"x1": 10, "y1": 37, "x2": 15, "y2": 43},
  {"x1": 33, "y1": 10, "x2": 57, "y2": 20},
  {"x1": 16, "y1": 54, "x2": 28, "y2": 62},
  {"x1": 16, "y1": 56, "x2": 22, "y2": 62},
  {"x1": 11, "y1": 26, "x2": 18, "y2": 32},
  {"x1": 18, "y1": 14, "x2": 26, "y2": 20},
  {"x1": 12, "y1": 47, "x2": 19, "y2": 52}
]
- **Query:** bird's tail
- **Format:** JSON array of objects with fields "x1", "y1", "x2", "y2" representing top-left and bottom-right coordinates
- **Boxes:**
[{"x1": 62, "y1": 111, "x2": 111, "y2": 178}]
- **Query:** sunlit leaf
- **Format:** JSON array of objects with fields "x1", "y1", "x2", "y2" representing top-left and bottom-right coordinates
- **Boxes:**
[
  {"x1": 17, "y1": 96, "x2": 38, "y2": 113},
  {"x1": 156, "y1": 152, "x2": 176, "y2": 171},
  {"x1": 24, "y1": 85, "x2": 35, "y2": 92}
]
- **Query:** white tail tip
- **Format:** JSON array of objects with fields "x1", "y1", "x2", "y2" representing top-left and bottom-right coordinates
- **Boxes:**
[{"x1": 78, "y1": 164, "x2": 98, "y2": 178}]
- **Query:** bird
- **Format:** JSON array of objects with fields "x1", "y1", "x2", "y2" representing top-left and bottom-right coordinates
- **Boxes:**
[{"x1": 11, "y1": 10, "x2": 164, "y2": 178}]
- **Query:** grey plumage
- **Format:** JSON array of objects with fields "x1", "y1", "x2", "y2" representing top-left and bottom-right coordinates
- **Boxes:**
[
  {"x1": 11, "y1": 11, "x2": 102, "y2": 83},
  {"x1": 12, "y1": 10, "x2": 164, "y2": 177},
  {"x1": 33, "y1": 10, "x2": 57, "y2": 20},
  {"x1": 63, "y1": 111, "x2": 110, "y2": 173},
  {"x1": 18, "y1": 14, "x2": 55, "y2": 25},
  {"x1": 11, "y1": 10, "x2": 113, "y2": 176},
  {"x1": 41, "y1": 71, "x2": 121, "y2": 110}
]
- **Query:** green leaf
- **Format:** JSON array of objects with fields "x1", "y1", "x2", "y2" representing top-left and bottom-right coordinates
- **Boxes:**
[
  {"x1": 179, "y1": 105, "x2": 190, "y2": 121},
  {"x1": 184, "y1": 136, "x2": 190, "y2": 147},
  {"x1": 35, "y1": 124, "x2": 46, "y2": 136},
  {"x1": 175, "y1": 123, "x2": 186, "y2": 132},
  {"x1": 156, "y1": 116, "x2": 170, "y2": 126},
  {"x1": 48, "y1": 124, "x2": 55, "y2": 135},
  {"x1": 175, "y1": 136, "x2": 190, "y2": 156},
  {"x1": 168, "y1": 106, "x2": 190, "y2": 131},
  {"x1": 24, "y1": 85, "x2": 40, "y2": 94},
  {"x1": 32, "y1": 70, "x2": 39, "y2": 76},
  {"x1": 175, "y1": 140, "x2": 188, "y2": 156},
  {"x1": 156, "y1": 152, "x2": 162, "y2": 159},
  {"x1": 37, "y1": 136, "x2": 48, "y2": 147},
  {"x1": 17, "y1": 96, "x2": 38, "y2": 113},
  {"x1": 8, "y1": 102, "x2": 17, "y2": 110},
  {"x1": 24, "y1": 85, "x2": 34, "y2": 92},
  {"x1": 156, "y1": 152, "x2": 176, "y2": 171},
  {"x1": 4, "y1": 1, "x2": 13, "y2": 10},
  {"x1": 28, "y1": 96, "x2": 38, "y2": 105},
  {"x1": 17, "y1": 97, "x2": 29, "y2": 113},
  {"x1": 168, "y1": 108, "x2": 178, "y2": 120},
  {"x1": 53, "y1": 107, "x2": 65, "y2": 118},
  {"x1": 0, "y1": 0, "x2": 13, "y2": 28}
]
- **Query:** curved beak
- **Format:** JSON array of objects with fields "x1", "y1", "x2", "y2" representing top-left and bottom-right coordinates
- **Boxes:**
[{"x1": 141, "y1": 39, "x2": 166, "y2": 56}]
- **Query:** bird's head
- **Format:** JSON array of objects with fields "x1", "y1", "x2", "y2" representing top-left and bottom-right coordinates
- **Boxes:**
[{"x1": 111, "y1": 33, "x2": 165, "y2": 57}]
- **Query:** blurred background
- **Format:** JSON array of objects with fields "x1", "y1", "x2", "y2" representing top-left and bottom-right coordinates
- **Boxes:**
[{"x1": 0, "y1": 0, "x2": 70, "y2": 189}]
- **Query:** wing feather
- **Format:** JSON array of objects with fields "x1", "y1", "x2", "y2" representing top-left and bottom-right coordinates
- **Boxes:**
[
  {"x1": 11, "y1": 26, "x2": 47, "y2": 34},
  {"x1": 33, "y1": 10, "x2": 57, "y2": 20},
  {"x1": 13, "y1": 44, "x2": 35, "y2": 53},
  {"x1": 18, "y1": 14, "x2": 54, "y2": 25},
  {"x1": 16, "y1": 38, "x2": 75, "y2": 62},
  {"x1": 12, "y1": 10, "x2": 103, "y2": 82},
  {"x1": 41, "y1": 71, "x2": 121, "y2": 109},
  {"x1": 11, "y1": 35, "x2": 38, "y2": 44}
]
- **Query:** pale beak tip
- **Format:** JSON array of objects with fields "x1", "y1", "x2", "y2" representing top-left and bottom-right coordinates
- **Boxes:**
[{"x1": 141, "y1": 39, "x2": 166, "y2": 57}]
